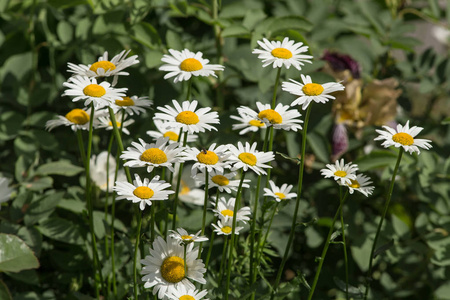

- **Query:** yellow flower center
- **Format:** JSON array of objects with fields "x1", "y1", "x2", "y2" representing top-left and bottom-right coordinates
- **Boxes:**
[
  {"x1": 133, "y1": 186, "x2": 154, "y2": 199},
  {"x1": 180, "y1": 296, "x2": 195, "y2": 300},
  {"x1": 83, "y1": 84, "x2": 106, "y2": 97},
  {"x1": 238, "y1": 152, "x2": 257, "y2": 166},
  {"x1": 302, "y1": 83, "x2": 324, "y2": 96},
  {"x1": 348, "y1": 180, "x2": 360, "y2": 189},
  {"x1": 163, "y1": 131, "x2": 179, "y2": 141},
  {"x1": 392, "y1": 132, "x2": 414, "y2": 146},
  {"x1": 108, "y1": 121, "x2": 121, "y2": 127},
  {"x1": 179, "y1": 58, "x2": 203, "y2": 72},
  {"x1": 160, "y1": 256, "x2": 185, "y2": 283},
  {"x1": 180, "y1": 185, "x2": 190, "y2": 195},
  {"x1": 275, "y1": 192, "x2": 286, "y2": 199},
  {"x1": 271, "y1": 48, "x2": 293, "y2": 59},
  {"x1": 249, "y1": 119, "x2": 264, "y2": 127},
  {"x1": 181, "y1": 235, "x2": 193, "y2": 240},
  {"x1": 221, "y1": 209, "x2": 234, "y2": 217},
  {"x1": 258, "y1": 109, "x2": 283, "y2": 124},
  {"x1": 196, "y1": 150, "x2": 219, "y2": 165},
  {"x1": 334, "y1": 170, "x2": 347, "y2": 177},
  {"x1": 115, "y1": 96, "x2": 135, "y2": 106},
  {"x1": 89, "y1": 60, "x2": 116, "y2": 73},
  {"x1": 65, "y1": 109, "x2": 90, "y2": 125},
  {"x1": 175, "y1": 111, "x2": 199, "y2": 125},
  {"x1": 221, "y1": 226, "x2": 232, "y2": 234},
  {"x1": 211, "y1": 175, "x2": 230, "y2": 186},
  {"x1": 140, "y1": 148, "x2": 168, "y2": 164}
]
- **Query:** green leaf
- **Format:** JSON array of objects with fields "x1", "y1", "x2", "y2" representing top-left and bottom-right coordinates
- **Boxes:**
[
  {"x1": 24, "y1": 192, "x2": 63, "y2": 226},
  {"x1": 307, "y1": 132, "x2": 330, "y2": 163},
  {"x1": 5, "y1": 269, "x2": 39, "y2": 286},
  {"x1": 333, "y1": 277, "x2": 363, "y2": 297},
  {"x1": 48, "y1": 0, "x2": 89, "y2": 9},
  {"x1": 354, "y1": 150, "x2": 398, "y2": 171},
  {"x1": 242, "y1": 9, "x2": 267, "y2": 30},
  {"x1": 36, "y1": 161, "x2": 84, "y2": 177},
  {"x1": 57, "y1": 21, "x2": 73, "y2": 44},
  {"x1": 222, "y1": 25, "x2": 251, "y2": 38},
  {"x1": 36, "y1": 217, "x2": 84, "y2": 245},
  {"x1": 374, "y1": 239, "x2": 394, "y2": 257},
  {"x1": 0, "y1": 280, "x2": 12, "y2": 300},
  {"x1": 441, "y1": 117, "x2": 450, "y2": 125},
  {"x1": 0, "y1": 234, "x2": 39, "y2": 273},
  {"x1": 0, "y1": 52, "x2": 33, "y2": 81},
  {"x1": 165, "y1": 30, "x2": 183, "y2": 50},
  {"x1": 144, "y1": 50, "x2": 164, "y2": 69},
  {"x1": 0, "y1": 111, "x2": 25, "y2": 141},
  {"x1": 255, "y1": 16, "x2": 313, "y2": 38},
  {"x1": 22, "y1": 176, "x2": 54, "y2": 191},
  {"x1": 131, "y1": 22, "x2": 161, "y2": 49}
]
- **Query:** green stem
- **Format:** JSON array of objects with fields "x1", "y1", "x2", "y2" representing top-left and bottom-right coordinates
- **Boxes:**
[
  {"x1": 110, "y1": 149, "x2": 121, "y2": 297},
  {"x1": 172, "y1": 133, "x2": 189, "y2": 230},
  {"x1": 271, "y1": 104, "x2": 312, "y2": 298},
  {"x1": 183, "y1": 244, "x2": 188, "y2": 276},
  {"x1": 76, "y1": 130, "x2": 86, "y2": 166},
  {"x1": 198, "y1": 169, "x2": 209, "y2": 258},
  {"x1": 104, "y1": 133, "x2": 115, "y2": 258},
  {"x1": 205, "y1": 188, "x2": 221, "y2": 269},
  {"x1": 307, "y1": 191, "x2": 349, "y2": 300},
  {"x1": 150, "y1": 169, "x2": 156, "y2": 243},
  {"x1": 364, "y1": 148, "x2": 404, "y2": 300},
  {"x1": 339, "y1": 186, "x2": 349, "y2": 300},
  {"x1": 133, "y1": 211, "x2": 143, "y2": 300},
  {"x1": 218, "y1": 235, "x2": 229, "y2": 285},
  {"x1": 271, "y1": 68, "x2": 282, "y2": 109},
  {"x1": 213, "y1": 0, "x2": 224, "y2": 110},
  {"x1": 256, "y1": 202, "x2": 279, "y2": 267},
  {"x1": 186, "y1": 78, "x2": 193, "y2": 100}
]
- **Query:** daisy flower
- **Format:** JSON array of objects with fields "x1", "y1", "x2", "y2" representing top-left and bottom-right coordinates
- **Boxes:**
[
  {"x1": 168, "y1": 285, "x2": 209, "y2": 300},
  {"x1": 154, "y1": 100, "x2": 220, "y2": 134},
  {"x1": 147, "y1": 120, "x2": 198, "y2": 145},
  {"x1": 346, "y1": 174, "x2": 374, "y2": 197},
  {"x1": 96, "y1": 111, "x2": 134, "y2": 135},
  {"x1": 320, "y1": 159, "x2": 358, "y2": 186},
  {"x1": 282, "y1": 74, "x2": 345, "y2": 110},
  {"x1": 194, "y1": 169, "x2": 250, "y2": 194},
  {"x1": 263, "y1": 180, "x2": 296, "y2": 202},
  {"x1": 159, "y1": 48, "x2": 224, "y2": 83},
  {"x1": 227, "y1": 142, "x2": 274, "y2": 176},
  {"x1": 0, "y1": 177, "x2": 13, "y2": 210},
  {"x1": 45, "y1": 107, "x2": 95, "y2": 132},
  {"x1": 140, "y1": 236, "x2": 206, "y2": 299},
  {"x1": 120, "y1": 137, "x2": 184, "y2": 173},
  {"x1": 212, "y1": 220, "x2": 244, "y2": 236},
  {"x1": 211, "y1": 197, "x2": 251, "y2": 224},
  {"x1": 114, "y1": 174, "x2": 174, "y2": 210},
  {"x1": 374, "y1": 120, "x2": 432, "y2": 155},
  {"x1": 183, "y1": 143, "x2": 231, "y2": 176},
  {"x1": 62, "y1": 76, "x2": 127, "y2": 109},
  {"x1": 90, "y1": 151, "x2": 126, "y2": 193},
  {"x1": 169, "y1": 228, "x2": 208, "y2": 245},
  {"x1": 111, "y1": 95, "x2": 152, "y2": 115},
  {"x1": 252, "y1": 37, "x2": 313, "y2": 70},
  {"x1": 238, "y1": 102, "x2": 303, "y2": 131},
  {"x1": 230, "y1": 111, "x2": 266, "y2": 135},
  {"x1": 67, "y1": 50, "x2": 139, "y2": 78},
  {"x1": 175, "y1": 165, "x2": 205, "y2": 206}
]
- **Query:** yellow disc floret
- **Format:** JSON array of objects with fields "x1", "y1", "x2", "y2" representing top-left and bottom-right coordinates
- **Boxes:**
[
  {"x1": 115, "y1": 96, "x2": 135, "y2": 106},
  {"x1": 249, "y1": 119, "x2": 264, "y2": 127},
  {"x1": 175, "y1": 111, "x2": 199, "y2": 125},
  {"x1": 258, "y1": 109, "x2": 283, "y2": 124},
  {"x1": 163, "y1": 131, "x2": 179, "y2": 141},
  {"x1": 302, "y1": 83, "x2": 324, "y2": 96},
  {"x1": 392, "y1": 132, "x2": 414, "y2": 146},
  {"x1": 275, "y1": 192, "x2": 286, "y2": 200},
  {"x1": 180, "y1": 58, "x2": 203, "y2": 72},
  {"x1": 196, "y1": 150, "x2": 219, "y2": 165},
  {"x1": 221, "y1": 209, "x2": 234, "y2": 217},
  {"x1": 83, "y1": 84, "x2": 106, "y2": 97},
  {"x1": 221, "y1": 226, "x2": 232, "y2": 234},
  {"x1": 211, "y1": 175, "x2": 230, "y2": 186},
  {"x1": 271, "y1": 48, "x2": 293, "y2": 59},
  {"x1": 133, "y1": 186, "x2": 154, "y2": 199},
  {"x1": 89, "y1": 61, "x2": 116, "y2": 73},
  {"x1": 180, "y1": 296, "x2": 195, "y2": 300},
  {"x1": 181, "y1": 235, "x2": 193, "y2": 240},
  {"x1": 160, "y1": 256, "x2": 185, "y2": 283},
  {"x1": 65, "y1": 109, "x2": 90, "y2": 125},
  {"x1": 238, "y1": 152, "x2": 257, "y2": 166},
  {"x1": 108, "y1": 121, "x2": 121, "y2": 128},
  {"x1": 334, "y1": 170, "x2": 347, "y2": 177},
  {"x1": 348, "y1": 180, "x2": 360, "y2": 189},
  {"x1": 140, "y1": 148, "x2": 168, "y2": 164}
]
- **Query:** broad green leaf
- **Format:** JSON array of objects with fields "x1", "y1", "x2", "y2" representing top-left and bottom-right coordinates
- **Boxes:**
[
  {"x1": 222, "y1": 25, "x2": 250, "y2": 38},
  {"x1": 131, "y1": 22, "x2": 161, "y2": 49},
  {"x1": 354, "y1": 150, "x2": 398, "y2": 171},
  {"x1": 242, "y1": 9, "x2": 266, "y2": 30},
  {"x1": 22, "y1": 176, "x2": 54, "y2": 191},
  {"x1": 435, "y1": 281, "x2": 450, "y2": 299},
  {"x1": 0, "y1": 234, "x2": 39, "y2": 273},
  {"x1": 5, "y1": 269, "x2": 39, "y2": 286},
  {"x1": 0, "y1": 111, "x2": 25, "y2": 141},
  {"x1": 48, "y1": 0, "x2": 89, "y2": 9},
  {"x1": 165, "y1": 30, "x2": 183, "y2": 50},
  {"x1": 0, "y1": 280, "x2": 12, "y2": 300},
  {"x1": 36, "y1": 161, "x2": 83, "y2": 177},
  {"x1": 17, "y1": 226, "x2": 42, "y2": 257},
  {"x1": 0, "y1": 52, "x2": 33, "y2": 81},
  {"x1": 144, "y1": 50, "x2": 164, "y2": 69},
  {"x1": 24, "y1": 192, "x2": 64, "y2": 226},
  {"x1": 36, "y1": 217, "x2": 84, "y2": 245},
  {"x1": 307, "y1": 132, "x2": 330, "y2": 163},
  {"x1": 57, "y1": 21, "x2": 73, "y2": 44}
]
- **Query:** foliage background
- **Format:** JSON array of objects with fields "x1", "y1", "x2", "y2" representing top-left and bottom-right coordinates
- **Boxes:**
[{"x1": 0, "y1": 0, "x2": 450, "y2": 299}]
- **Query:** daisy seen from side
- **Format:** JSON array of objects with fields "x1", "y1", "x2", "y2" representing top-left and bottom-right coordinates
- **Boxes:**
[
  {"x1": 227, "y1": 142, "x2": 274, "y2": 176},
  {"x1": 112, "y1": 95, "x2": 152, "y2": 115},
  {"x1": 211, "y1": 197, "x2": 251, "y2": 224},
  {"x1": 282, "y1": 74, "x2": 345, "y2": 110},
  {"x1": 96, "y1": 111, "x2": 134, "y2": 135},
  {"x1": 159, "y1": 48, "x2": 224, "y2": 83},
  {"x1": 230, "y1": 111, "x2": 266, "y2": 135},
  {"x1": 183, "y1": 143, "x2": 231, "y2": 176},
  {"x1": 374, "y1": 120, "x2": 432, "y2": 155},
  {"x1": 347, "y1": 174, "x2": 375, "y2": 197},
  {"x1": 147, "y1": 120, "x2": 198, "y2": 145},
  {"x1": 168, "y1": 285, "x2": 209, "y2": 300},
  {"x1": 90, "y1": 151, "x2": 126, "y2": 193},
  {"x1": 45, "y1": 108, "x2": 94, "y2": 132},
  {"x1": 252, "y1": 37, "x2": 313, "y2": 70},
  {"x1": 194, "y1": 169, "x2": 250, "y2": 194},
  {"x1": 169, "y1": 228, "x2": 208, "y2": 245},
  {"x1": 263, "y1": 180, "x2": 296, "y2": 202},
  {"x1": 320, "y1": 158, "x2": 358, "y2": 186},
  {"x1": 212, "y1": 219, "x2": 244, "y2": 236}
]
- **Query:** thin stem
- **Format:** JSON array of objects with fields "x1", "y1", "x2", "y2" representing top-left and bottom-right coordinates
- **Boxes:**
[
  {"x1": 364, "y1": 148, "x2": 404, "y2": 300},
  {"x1": 150, "y1": 169, "x2": 156, "y2": 243},
  {"x1": 76, "y1": 130, "x2": 86, "y2": 166},
  {"x1": 256, "y1": 202, "x2": 279, "y2": 266},
  {"x1": 198, "y1": 169, "x2": 209, "y2": 258},
  {"x1": 186, "y1": 78, "x2": 193, "y2": 100},
  {"x1": 218, "y1": 235, "x2": 229, "y2": 285},
  {"x1": 213, "y1": 0, "x2": 224, "y2": 110},
  {"x1": 104, "y1": 133, "x2": 115, "y2": 258},
  {"x1": 110, "y1": 148, "x2": 121, "y2": 297},
  {"x1": 205, "y1": 188, "x2": 221, "y2": 269},
  {"x1": 307, "y1": 191, "x2": 349, "y2": 300},
  {"x1": 339, "y1": 186, "x2": 349, "y2": 300},
  {"x1": 271, "y1": 68, "x2": 282, "y2": 109},
  {"x1": 172, "y1": 132, "x2": 189, "y2": 230},
  {"x1": 183, "y1": 244, "x2": 188, "y2": 276},
  {"x1": 271, "y1": 104, "x2": 312, "y2": 298},
  {"x1": 133, "y1": 211, "x2": 144, "y2": 300}
]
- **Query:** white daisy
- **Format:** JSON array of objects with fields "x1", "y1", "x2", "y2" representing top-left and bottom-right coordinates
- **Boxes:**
[
  {"x1": 159, "y1": 48, "x2": 224, "y2": 83},
  {"x1": 140, "y1": 236, "x2": 206, "y2": 299},
  {"x1": 374, "y1": 120, "x2": 432, "y2": 155},
  {"x1": 320, "y1": 159, "x2": 358, "y2": 186},
  {"x1": 96, "y1": 111, "x2": 134, "y2": 135},
  {"x1": 238, "y1": 102, "x2": 303, "y2": 131},
  {"x1": 111, "y1": 95, "x2": 152, "y2": 115},
  {"x1": 0, "y1": 177, "x2": 13, "y2": 210},
  {"x1": 263, "y1": 180, "x2": 296, "y2": 202},
  {"x1": 183, "y1": 143, "x2": 231, "y2": 176},
  {"x1": 282, "y1": 74, "x2": 345, "y2": 110},
  {"x1": 90, "y1": 151, "x2": 126, "y2": 193},
  {"x1": 230, "y1": 111, "x2": 267, "y2": 135},
  {"x1": 175, "y1": 164, "x2": 205, "y2": 206},
  {"x1": 62, "y1": 76, "x2": 127, "y2": 109},
  {"x1": 252, "y1": 37, "x2": 313, "y2": 70},
  {"x1": 147, "y1": 120, "x2": 198, "y2": 145},
  {"x1": 194, "y1": 169, "x2": 250, "y2": 194},
  {"x1": 114, "y1": 174, "x2": 174, "y2": 210},
  {"x1": 45, "y1": 107, "x2": 95, "y2": 132},
  {"x1": 169, "y1": 228, "x2": 208, "y2": 245},
  {"x1": 67, "y1": 50, "x2": 139, "y2": 78},
  {"x1": 227, "y1": 142, "x2": 274, "y2": 176},
  {"x1": 346, "y1": 174, "x2": 374, "y2": 197},
  {"x1": 212, "y1": 219, "x2": 244, "y2": 236},
  {"x1": 168, "y1": 285, "x2": 209, "y2": 300},
  {"x1": 120, "y1": 137, "x2": 185, "y2": 173},
  {"x1": 211, "y1": 197, "x2": 251, "y2": 224},
  {"x1": 154, "y1": 100, "x2": 220, "y2": 134}
]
